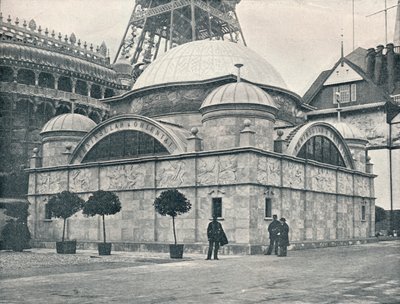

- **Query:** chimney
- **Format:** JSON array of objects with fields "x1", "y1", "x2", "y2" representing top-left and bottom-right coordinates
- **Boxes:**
[
  {"x1": 374, "y1": 45, "x2": 384, "y2": 84},
  {"x1": 386, "y1": 43, "x2": 395, "y2": 93},
  {"x1": 366, "y1": 48, "x2": 376, "y2": 78}
]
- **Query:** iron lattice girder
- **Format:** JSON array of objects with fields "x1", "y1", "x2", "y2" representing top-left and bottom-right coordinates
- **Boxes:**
[{"x1": 130, "y1": 0, "x2": 241, "y2": 32}]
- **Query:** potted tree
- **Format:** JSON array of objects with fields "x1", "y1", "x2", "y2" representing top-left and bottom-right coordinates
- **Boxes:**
[
  {"x1": 1, "y1": 200, "x2": 31, "y2": 252},
  {"x1": 47, "y1": 191, "x2": 84, "y2": 254},
  {"x1": 153, "y1": 189, "x2": 192, "y2": 259},
  {"x1": 82, "y1": 190, "x2": 121, "y2": 255}
]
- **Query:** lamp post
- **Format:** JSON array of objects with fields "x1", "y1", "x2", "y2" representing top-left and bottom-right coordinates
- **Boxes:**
[{"x1": 386, "y1": 99, "x2": 400, "y2": 233}]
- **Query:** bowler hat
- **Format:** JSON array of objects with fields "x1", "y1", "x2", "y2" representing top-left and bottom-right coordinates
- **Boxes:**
[{"x1": 280, "y1": 217, "x2": 286, "y2": 222}]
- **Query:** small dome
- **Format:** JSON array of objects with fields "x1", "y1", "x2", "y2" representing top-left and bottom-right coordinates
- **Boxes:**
[
  {"x1": 133, "y1": 40, "x2": 288, "y2": 91},
  {"x1": 41, "y1": 113, "x2": 96, "y2": 135},
  {"x1": 331, "y1": 122, "x2": 366, "y2": 140},
  {"x1": 200, "y1": 82, "x2": 277, "y2": 110},
  {"x1": 112, "y1": 57, "x2": 133, "y2": 75}
]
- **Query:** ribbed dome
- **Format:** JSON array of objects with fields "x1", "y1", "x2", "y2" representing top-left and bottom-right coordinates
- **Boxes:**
[
  {"x1": 112, "y1": 57, "x2": 133, "y2": 75},
  {"x1": 331, "y1": 122, "x2": 366, "y2": 140},
  {"x1": 200, "y1": 81, "x2": 277, "y2": 110},
  {"x1": 41, "y1": 114, "x2": 96, "y2": 135},
  {"x1": 133, "y1": 40, "x2": 288, "y2": 91}
]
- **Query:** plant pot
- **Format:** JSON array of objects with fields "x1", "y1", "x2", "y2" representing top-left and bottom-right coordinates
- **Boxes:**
[
  {"x1": 56, "y1": 240, "x2": 77, "y2": 254},
  {"x1": 169, "y1": 244, "x2": 184, "y2": 259},
  {"x1": 98, "y1": 242, "x2": 112, "y2": 255}
]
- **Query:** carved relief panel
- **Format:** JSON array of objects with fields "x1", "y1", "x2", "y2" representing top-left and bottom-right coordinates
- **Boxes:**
[
  {"x1": 36, "y1": 171, "x2": 67, "y2": 194},
  {"x1": 354, "y1": 175, "x2": 370, "y2": 197},
  {"x1": 197, "y1": 157, "x2": 218, "y2": 186},
  {"x1": 100, "y1": 164, "x2": 146, "y2": 191},
  {"x1": 309, "y1": 167, "x2": 336, "y2": 193},
  {"x1": 257, "y1": 157, "x2": 281, "y2": 186},
  {"x1": 156, "y1": 160, "x2": 188, "y2": 188},
  {"x1": 282, "y1": 161, "x2": 304, "y2": 189},
  {"x1": 337, "y1": 172, "x2": 353, "y2": 195},
  {"x1": 218, "y1": 155, "x2": 237, "y2": 184},
  {"x1": 69, "y1": 169, "x2": 97, "y2": 193}
]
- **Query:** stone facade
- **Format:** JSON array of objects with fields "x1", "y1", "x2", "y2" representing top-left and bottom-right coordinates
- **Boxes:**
[{"x1": 27, "y1": 149, "x2": 375, "y2": 253}]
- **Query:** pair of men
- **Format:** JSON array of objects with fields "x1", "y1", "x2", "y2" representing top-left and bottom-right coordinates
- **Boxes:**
[{"x1": 265, "y1": 215, "x2": 289, "y2": 257}]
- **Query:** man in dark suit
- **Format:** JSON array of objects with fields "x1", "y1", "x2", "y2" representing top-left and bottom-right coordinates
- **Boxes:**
[
  {"x1": 206, "y1": 215, "x2": 225, "y2": 260},
  {"x1": 265, "y1": 214, "x2": 280, "y2": 255},
  {"x1": 278, "y1": 217, "x2": 289, "y2": 257}
]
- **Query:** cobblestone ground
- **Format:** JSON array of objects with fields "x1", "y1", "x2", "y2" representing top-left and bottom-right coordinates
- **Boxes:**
[{"x1": 0, "y1": 240, "x2": 399, "y2": 304}]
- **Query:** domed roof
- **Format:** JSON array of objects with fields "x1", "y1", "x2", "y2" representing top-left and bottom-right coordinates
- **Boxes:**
[
  {"x1": 200, "y1": 81, "x2": 278, "y2": 110},
  {"x1": 133, "y1": 40, "x2": 288, "y2": 91},
  {"x1": 331, "y1": 122, "x2": 367, "y2": 140},
  {"x1": 41, "y1": 114, "x2": 96, "y2": 135},
  {"x1": 112, "y1": 57, "x2": 133, "y2": 75}
]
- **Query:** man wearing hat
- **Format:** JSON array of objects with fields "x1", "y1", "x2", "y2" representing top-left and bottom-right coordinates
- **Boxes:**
[
  {"x1": 206, "y1": 215, "x2": 227, "y2": 260},
  {"x1": 278, "y1": 217, "x2": 289, "y2": 257},
  {"x1": 265, "y1": 214, "x2": 280, "y2": 255}
]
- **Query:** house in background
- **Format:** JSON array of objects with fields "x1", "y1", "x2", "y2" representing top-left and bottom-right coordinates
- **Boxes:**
[{"x1": 303, "y1": 43, "x2": 400, "y2": 218}]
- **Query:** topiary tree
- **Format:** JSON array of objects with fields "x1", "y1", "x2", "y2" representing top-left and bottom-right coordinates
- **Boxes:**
[
  {"x1": 153, "y1": 189, "x2": 191, "y2": 245},
  {"x1": 1, "y1": 201, "x2": 31, "y2": 251},
  {"x1": 82, "y1": 190, "x2": 121, "y2": 243},
  {"x1": 47, "y1": 191, "x2": 84, "y2": 243}
]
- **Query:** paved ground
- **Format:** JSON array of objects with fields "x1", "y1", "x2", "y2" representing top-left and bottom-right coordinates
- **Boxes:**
[{"x1": 0, "y1": 240, "x2": 399, "y2": 304}]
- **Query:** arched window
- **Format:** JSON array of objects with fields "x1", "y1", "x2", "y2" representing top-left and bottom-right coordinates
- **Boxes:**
[
  {"x1": 17, "y1": 69, "x2": 35, "y2": 85},
  {"x1": 55, "y1": 104, "x2": 71, "y2": 116},
  {"x1": 38, "y1": 73, "x2": 55, "y2": 89},
  {"x1": 82, "y1": 130, "x2": 169, "y2": 163},
  {"x1": 0, "y1": 66, "x2": 14, "y2": 82},
  {"x1": 88, "y1": 111, "x2": 102, "y2": 124},
  {"x1": 297, "y1": 135, "x2": 345, "y2": 167},
  {"x1": 90, "y1": 84, "x2": 102, "y2": 99},
  {"x1": 36, "y1": 102, "x2": 55, "y2": 126},
  {"x1": 58, "y1": 76, "x2": 72, "y2": 92},
  {"x1": 75, "y1": 80, "x2": 87, "y2": 96}
]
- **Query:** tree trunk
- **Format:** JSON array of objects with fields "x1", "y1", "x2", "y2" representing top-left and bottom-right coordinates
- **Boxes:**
[
  {"x1": 102, "y1": 214, "x2": 106, "y2": 243},
  {"x1": 62, "y1": 218, "x2": 66, "y2": 243},
  {"x1": 172, "y1": 216, "x2": 177, "y2": 245}
]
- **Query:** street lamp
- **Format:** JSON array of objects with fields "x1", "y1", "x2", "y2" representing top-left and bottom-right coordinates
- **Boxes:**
[{"x1": 386, "y1": 99, "x2": 400, "y2": 233}]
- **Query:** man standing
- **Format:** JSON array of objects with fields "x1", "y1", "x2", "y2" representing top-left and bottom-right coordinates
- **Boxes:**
[
  {"x1": 206, "y1": 216, "x2": 225, "y2": 260},
  {"x1": 278, "y1": 217, "x2": 289, "y2": 257},
  {"x1": 265, "y1": 214, "x2": 280, "y2": 255}
]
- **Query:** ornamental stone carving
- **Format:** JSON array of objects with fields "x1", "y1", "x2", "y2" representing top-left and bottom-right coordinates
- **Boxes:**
[
  {"x1": 218, "y1": 155, "x2": 237, "y2": 184},
  {"x1": 257, "y1": 157, "x2": 268, "y2": 185},
  {"x1": 37, "y1": 171, "x2": 65, "y2": 194},
  {"x1": 257, "y1": 157, "x2": 280, "y2": 186},
  {"x1": 337, "y1": 172, "x2": 353, "y2": 195},
  {"x1": 156, "y1": 160, "x2": 186, "y2": 188},
  {"x1": 354, "y1": 175, "x2": 370, "y2": 197},
  {"x1": 103, "y1": 164, "x2": 145, "y2": 191},
  {"x1": 310, "y1": 167, "x2": 336, "y2": 193},
  {"x1": 197, "y1": 158, "x2": 217, "y2": 185},
  {"x1": 282, "y1": 161, "x2": 303, "y2": 189},
  {"x1": 69, "y1": 169, "x2": 94, "y2": 192}
]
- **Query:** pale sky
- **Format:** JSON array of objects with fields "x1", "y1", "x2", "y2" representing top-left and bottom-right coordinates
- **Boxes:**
[{"x1": 2, "y1": 0, "x2": 399, "y2": 95}]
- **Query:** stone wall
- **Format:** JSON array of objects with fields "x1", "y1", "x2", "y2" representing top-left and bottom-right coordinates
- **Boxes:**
[{"x1": 27, "y1": 148, "x2": 375, "y2": 248}]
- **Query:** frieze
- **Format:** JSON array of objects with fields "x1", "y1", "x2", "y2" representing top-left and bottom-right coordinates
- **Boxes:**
[
  {"x1": 257, "y1": 157, "x2": 281, "y2": 186},
  {"x1": 156, "y1": 160, "x2": 187, "y2": 188},
  {"x1": 337, "y1": 172, "x2": 353, "y2": 195},
  {"x1": 282, "y1": 161, "x2": 303, "y2": 189},
  {"x1": 103, "y1": 164, "x2": 145, "y2": 191},
  {"x1": 310, "y1": 167, "x2": 336, "y2": 193},
  {"x1": 197, "y1": 158, "x2": 217, "y2": 185},
  {"x1": 36, "y1": 171, "x2": 65, "y2": 194},
  {"x1": 354, "y1": 175, "x2": 370, "y2": 197},
  {"x1": 218, "y1": 155, "x2": 237, "y2": 184},
  {"x1": 69, "y1": 169, "x2": 95, "y2": 193}
]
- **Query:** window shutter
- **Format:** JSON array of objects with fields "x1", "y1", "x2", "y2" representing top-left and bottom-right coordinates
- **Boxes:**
[{"x1": 351, "y1": 84, "x2": 357, "y2": 101}]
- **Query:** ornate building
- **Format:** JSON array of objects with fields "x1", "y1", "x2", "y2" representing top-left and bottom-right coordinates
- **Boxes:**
[
  {"x1": 303, "y1": 43, "x2": 400, "y2": 215},
  {"x1": 27, "y1": 40, "x2": 376, "y2": 254},
  {"x1": 0, "y1": 14, "x2": 131, "y2": 199}
]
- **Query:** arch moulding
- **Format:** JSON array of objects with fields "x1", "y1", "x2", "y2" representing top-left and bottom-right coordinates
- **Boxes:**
[{"x1": 70, "y1": 114, "x2": 186, "y2": 164}]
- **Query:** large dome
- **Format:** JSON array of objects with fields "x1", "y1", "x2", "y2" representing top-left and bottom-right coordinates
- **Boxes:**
[{"x1": 133, "y1": 40, "x2": 288, "y2": 91}]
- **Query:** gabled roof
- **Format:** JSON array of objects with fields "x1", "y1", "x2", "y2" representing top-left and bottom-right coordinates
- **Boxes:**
[{"x1": 303, "y1": 49, "x2": 389, "y2": 106}]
